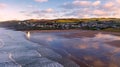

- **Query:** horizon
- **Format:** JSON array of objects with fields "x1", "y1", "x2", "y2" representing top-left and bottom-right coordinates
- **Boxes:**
[
  {"x1": 1, "y1": 17, "x2": 120, "y2": 22},
  {"x1": 0, "y1": 0, "x2": 120, "y2": 21}
]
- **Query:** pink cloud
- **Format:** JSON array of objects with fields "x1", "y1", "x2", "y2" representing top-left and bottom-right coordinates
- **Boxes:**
[
  {"x1": 44, "y1": 8, "x2": 54, "y2": 13},
  {"x1": 104, "y1": 2, "x2": 114, "y2": 8},
  {"x1": 22, "y1": 8, "x2": 56, "y2": 19},
  {"x1": 35, "y1": 0, "x2": 48, "y2": 3},
  {"x1": 73, "y1": 0, "x2": 101, "y2": 7},
  {"x1": 93, "y1": 10, "x2": 108, "y2": 16},
  {"x1": 0, "y1": 3, "x2": 7, "y2": 9},
  {"x1": 61, "y1": 0, "x2": 120, "y2": 18},
  {"x1": 116, "y1": 0, "x2": 120, "y2": 4},
  {"x1": 73, "y1": 1, "x2": 91, "y2": 6},
  {"x1": 92, "y1": 1, "x2": 101, "y2": 6}
]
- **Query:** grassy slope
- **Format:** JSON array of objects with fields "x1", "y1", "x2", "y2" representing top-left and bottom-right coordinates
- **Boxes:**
[
  {"x1": 0, "y1": 18, "x2": 120, "y2": 32},
  {"x1": 53, "y1": 18, "x2": 120, "y2": 23}
]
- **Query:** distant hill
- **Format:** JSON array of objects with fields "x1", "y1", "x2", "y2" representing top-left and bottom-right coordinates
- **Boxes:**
[
  {"x1": 0, "y1": 18, "x2": 120, "y2": 32},
  {"x1": 1, "y1": 18, "x2": 120, "y2": 23}
]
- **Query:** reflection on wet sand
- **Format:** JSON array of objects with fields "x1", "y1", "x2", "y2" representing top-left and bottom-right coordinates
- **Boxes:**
[
  {"x1": 0, "y1": 28, "x2": 80, "y2": 67},
  {"x1": 26, "y1": 32, "x2": 31, "y2": 39},
  {"x1": 29, "y1": 31, "x2": 120, "y2": 67}
]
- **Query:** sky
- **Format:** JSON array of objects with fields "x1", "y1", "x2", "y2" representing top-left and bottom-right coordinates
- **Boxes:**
[{"x1": 0, "y1": 0, "x2": 120, "y2": 21}]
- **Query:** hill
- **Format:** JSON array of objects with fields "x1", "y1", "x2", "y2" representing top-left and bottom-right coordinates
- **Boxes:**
[{"x1": 0, "y1": 18, "x2": 120, "y2": 32}]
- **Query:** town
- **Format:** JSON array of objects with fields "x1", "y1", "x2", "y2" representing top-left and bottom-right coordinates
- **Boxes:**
[{"x1": 0, "y1": 18, "x2": 120, "y2": 32}]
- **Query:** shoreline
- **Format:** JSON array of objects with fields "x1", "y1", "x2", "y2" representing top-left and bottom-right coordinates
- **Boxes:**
[
  {"x1": 24, "y1": 29, "x2": 120, "y2": 36},
  {"x1": 25, "y1": 29, "x2": 120, "y2": 47},
  {"x1": 26, "y1": 29, "x2": 120, "y2": 67}
]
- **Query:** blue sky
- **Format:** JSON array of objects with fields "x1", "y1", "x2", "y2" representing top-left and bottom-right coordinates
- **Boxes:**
[{"x1": 0, "y1": 0, "x2": 120, "y2": 21}]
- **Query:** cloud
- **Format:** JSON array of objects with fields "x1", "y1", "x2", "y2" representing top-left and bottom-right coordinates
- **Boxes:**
[
  {"x1": 42, "y1": 8, "x2": 54, "y2": 13},
  {"x1": 73, "y1": 1, "x2": 91, "y2": 7},
  {"x1": 61, "y1": 0, "x2": 101, "y2": 9},
  {"x1": 92, "y1": 1, "x2": 101, "y2": 6},
  {"x1": 0, "y1": 3, "x2": 7, "y2": 9},
  {"x1": 27, "y1": 5, "x2": 34, "y2": 8},
  {"x1": 103, "y1": 2, "x2": 114, "y2": 9},
  {"x1": 73, "y1": 0, "x2": 101, "y2": 7},
  {"x1": 116, "y1": 0, "x2": 120, "y2": 4},
  {"x1": 20, "y1": 8, "x2": 56, "y2": 19},
  {"x1": 61, "y1": 2, "x2": 76, "y2": 9},
  {"x1": 17, "y1": 0, "x2": 120, "y2": 19},
  {"x1": 60, "y1": 0, "x2": 120, "y2": 18},
  {"x1": 35, "y1": 0, "x2": 48, "y2": 3},
  {"x1": 92, "y1": 10, "x2": 108, "y2": 16}
]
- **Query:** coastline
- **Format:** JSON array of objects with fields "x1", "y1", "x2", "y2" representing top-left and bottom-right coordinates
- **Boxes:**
[
  {"x1": 26, "y1": 29, "x2": 120, "y2": 67},
  {"x1": 26, "y1": 29, "x2": 120, "y2": 48},
  {"x1": 0, "y1": 28, "x2": 82, "y2": 67},
  {"x1": 24, "y1": 29, "x2": 120, "y2": 36}
]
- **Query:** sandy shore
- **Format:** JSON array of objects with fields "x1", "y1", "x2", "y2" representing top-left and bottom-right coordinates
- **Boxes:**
[
  {"x1": 27, "y1": 29, "x2": 120, "y2": 49},
  {"x1": 27, "y1": 30, "x2": 120, "y2": 67},
  {"x1": 26, "y1": 29, "x2": 120, "y2": 37},
  {"x1": 106, "y1": 40, "x2": 120, "y2": 47}
]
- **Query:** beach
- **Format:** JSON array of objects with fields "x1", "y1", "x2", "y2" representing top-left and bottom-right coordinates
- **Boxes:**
[
  {"x1": 0, "y1": 28, "x2": 120, "y2": 67},
  {"x1": 0, "y1": 28, "x2": 80, "y2": 67},
  {"x1": 27, "y1": 30, "x2": 120, "y2": 67}
]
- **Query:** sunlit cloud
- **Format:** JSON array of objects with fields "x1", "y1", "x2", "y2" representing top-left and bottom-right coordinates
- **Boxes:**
[
  {"x1": 73, "y1": 0, "x2": 101, "y2": 7},
  {"x1": 35, "y1": 0, "x2": 48, "y2": 3},
  {"x1": 73, "y1": 1, "x2": 92, "y2": 7},
  {"x1": 0, "y1": 3, "x2": 7, "y2": 9},
  {"x1": 92, "y1": 10, "x2": 108, "y2": 16},
  {"x1": 61, "y1": 0, "x2": 120, "y2": 18},
  {"x1": 20, "y1": 8, "x2": 57, "y2": 19},
  {"x1": 104, "y1": 2, "x2": 114, "y2": 9},
  {"x1": 92, "y1": 1, "x2": 101, "y2": 6},
  {"x1": 61, "y1": 0, "x2": 101, "y2": 9},
  {"x1": 1, "y1": 0, "x2": 120, "y2": 21},
  {"x1": 44, "y1": 8, "x2": 54, "y2": 13}
]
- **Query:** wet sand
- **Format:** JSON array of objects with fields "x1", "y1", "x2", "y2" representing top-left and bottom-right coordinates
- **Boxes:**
[
  {"x1": 26, "y1": 30, "x2": 120, "y2": 37},
  {"x1": 106, "y1": 40, "x2": 120, "y2": 47},
  {"x1": 26, "y1": 30, "x2": 120, "y2": 39},
  {"x1": 27, "y1": 30, "x2": 120, "y2": 67},
  {"x1": 0, "y1": 28, "x2": 80, "y2": 67}
]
